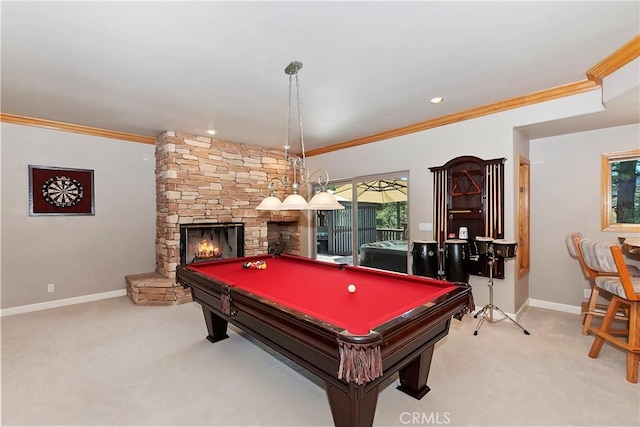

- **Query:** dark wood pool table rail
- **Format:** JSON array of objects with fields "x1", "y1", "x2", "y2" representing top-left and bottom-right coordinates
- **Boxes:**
[{"x1": 176, "y1": 257, "x2": 472, "y2": 427}]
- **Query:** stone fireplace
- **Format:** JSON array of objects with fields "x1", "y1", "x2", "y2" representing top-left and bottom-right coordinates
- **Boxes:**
[
  {"x1": 266, "y1": 222, "x2": 300, "y2": 255},
  {"x1": 126, "y1": 131, "x2": 302, "y2": 306},
  {"x1": 180, "y1": 222, "x2": 244, "y2": 265}
]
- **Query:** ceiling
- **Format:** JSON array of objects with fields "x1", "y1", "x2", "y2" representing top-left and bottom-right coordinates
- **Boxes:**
[{"x1": 1, "y1": 2, "x2": 638, "y2": 152}]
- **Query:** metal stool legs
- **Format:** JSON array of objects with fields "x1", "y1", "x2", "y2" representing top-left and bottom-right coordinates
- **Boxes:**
[{"x1": 473, "y1": 250, "x2": 530, "y2": 336}]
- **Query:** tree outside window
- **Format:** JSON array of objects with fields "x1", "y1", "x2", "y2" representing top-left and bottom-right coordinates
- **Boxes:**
[{"x1": 602, "y1": 150, "x2": 640, "y2": 231}]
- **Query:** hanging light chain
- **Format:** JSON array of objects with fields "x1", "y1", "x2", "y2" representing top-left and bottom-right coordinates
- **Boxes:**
[
  {"x1": 282, "y1": 61, "x2": 308, "y2": 187},
  {"x1": 294, "y1": 71, "x2": 306, "y2": 170},
  {"x1": 284, "y1": 73, "x2": 293, "y2": 156}
]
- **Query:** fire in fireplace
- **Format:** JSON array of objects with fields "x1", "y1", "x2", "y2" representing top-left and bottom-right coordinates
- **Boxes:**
[
  {"x1": 195, "y1": 239, "x2": 221, "y2": 260},
  {"x1": 179, "y1": 222, "x2": 244, "y2": 265}
]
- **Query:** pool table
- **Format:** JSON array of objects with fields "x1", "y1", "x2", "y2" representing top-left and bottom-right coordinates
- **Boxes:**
[{"x1": 176, "y1": 254, "x2": 473, "y2": 427}]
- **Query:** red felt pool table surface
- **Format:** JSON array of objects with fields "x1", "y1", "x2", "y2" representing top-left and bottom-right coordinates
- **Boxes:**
[{"x1": 187, "y1": 254, "x2": 457, "y2": 335}]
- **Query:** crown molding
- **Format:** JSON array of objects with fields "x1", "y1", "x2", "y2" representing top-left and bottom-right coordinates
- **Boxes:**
[
  {"x1": 0, "y1": 113, "x2": 157, "y2": 145},
  {"x1": 305, "y1": 79, "x2": 598, "y2": 157},
  {"x1": 587, "y1": 35, "x2": 640, "y2": 84}
]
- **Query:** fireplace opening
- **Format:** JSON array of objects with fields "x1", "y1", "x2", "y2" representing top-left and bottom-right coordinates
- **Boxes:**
[{"x1": 179, "y1": 223, "x2": 244, "y2": 265}]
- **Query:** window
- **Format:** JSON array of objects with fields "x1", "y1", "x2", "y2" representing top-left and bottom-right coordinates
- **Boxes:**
[
  {"x1": 601, "y1": 149, "x2": 640, "y2": 232},
  {"x1": 314, "y1": 172, "x2": 409, "y2": 274}
]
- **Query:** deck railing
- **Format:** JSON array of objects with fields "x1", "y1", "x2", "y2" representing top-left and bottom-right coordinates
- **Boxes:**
[
  {"x1": 376, "y1": 228, "x2": 405, "y2": 241},
  {"x1": 318, "y1": 227, "x2": 406, "y2": 256}
]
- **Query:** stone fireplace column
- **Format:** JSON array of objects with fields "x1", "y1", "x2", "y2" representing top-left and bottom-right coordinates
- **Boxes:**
[
  {"x1": 154, "y1": 131, "x2": 300, "y2": 278},
  {"x1": 128, "y1": 131, "x2": 303, "y2": 306}
]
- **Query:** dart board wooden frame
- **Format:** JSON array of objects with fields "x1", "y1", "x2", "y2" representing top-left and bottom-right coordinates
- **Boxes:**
[{"x1": 29, "y1": 165, "x2": 95, "y2": 216}]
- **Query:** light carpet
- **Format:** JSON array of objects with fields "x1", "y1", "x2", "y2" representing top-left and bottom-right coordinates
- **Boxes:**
[{"x1": 1, "y1": 297, "x2": 638, "y2": 426}]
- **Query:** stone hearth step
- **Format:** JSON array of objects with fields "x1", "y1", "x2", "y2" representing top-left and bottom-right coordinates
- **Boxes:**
[{"x1": 125, "y1": 272, "x2": 192, "y2": 306}]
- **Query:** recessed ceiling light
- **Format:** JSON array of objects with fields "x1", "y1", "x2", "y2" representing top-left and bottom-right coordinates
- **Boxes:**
[
  {"x1": 430, "y1": 97, "x2": 445, "y2": 104},
  {"x1": 207, "y1": 129, "x2": 217, "y2": 135}
]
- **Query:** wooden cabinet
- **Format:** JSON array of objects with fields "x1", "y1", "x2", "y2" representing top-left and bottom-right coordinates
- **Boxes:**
[{"x1": 430, "y1": 156, "x2": 506, "y2": 279}]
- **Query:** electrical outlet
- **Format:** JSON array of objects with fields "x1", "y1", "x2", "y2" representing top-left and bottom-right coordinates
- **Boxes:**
[
  {"x1": 47, "y1": 283, "x2": 55, "y2": 293},
  {"x1": 583, "y1": 289, "x2": 591, "y2": 299}
]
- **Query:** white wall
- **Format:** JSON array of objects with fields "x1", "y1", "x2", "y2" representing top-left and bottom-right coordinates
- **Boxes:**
[
  {"x1": 529, "y1": 123, "x2": 640, "y2": 307},
  {"x1": 603, "y1": 58, "x2": 639, "y2": 103},
  {"x1": 306, "y1": 90, "x2": 607, "y2": 314},
  {"x1": 1, "y1": 123, "x2": 156, "y2": 310}
]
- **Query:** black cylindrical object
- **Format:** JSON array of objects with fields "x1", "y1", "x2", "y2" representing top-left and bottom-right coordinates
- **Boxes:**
[
  {"x1": 444, "y1": 239, "x2": 470, "y2": 283},
  {"x1": 411, "y1": 240, "x2": 439, "y2": 278}
]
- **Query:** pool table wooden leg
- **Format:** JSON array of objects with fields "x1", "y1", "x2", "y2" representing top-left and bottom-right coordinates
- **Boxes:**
[
  {"x1": 326, "y1": 383, "x2": 379, "y2": 427},
  {"x1": 396, "y1": 345, "x2": 435, "y2": 399},
  {"x1": 202, "y1": 306, "x2": 229, "y2": 343}
]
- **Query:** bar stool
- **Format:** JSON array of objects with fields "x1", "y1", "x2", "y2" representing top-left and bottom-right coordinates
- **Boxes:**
[
  {"x1": 580, "y1": 240, "x2": 640, "y2": 383},
  {"x1": 566, "y1": 233, "x2": 636, "y2": 335}
]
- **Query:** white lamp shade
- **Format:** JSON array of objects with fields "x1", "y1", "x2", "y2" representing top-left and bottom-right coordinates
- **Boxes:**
[
  {"x1": 308, "y1": 191, "x2": 345, "y2": 210},
  {"x1": 255, "y1": 195, "x2": 283, "y2": 210},
  {"x1": 280, "y1": 193, "x2": 310, "y2": 210}
]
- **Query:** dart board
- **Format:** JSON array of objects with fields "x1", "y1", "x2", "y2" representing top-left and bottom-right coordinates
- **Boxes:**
[
  {"x1": 29, "y1": 165, "x2": 94, "y2": 216},
  {"x1": 41, "y1": 175, "x2": 84, "y2": 207}
]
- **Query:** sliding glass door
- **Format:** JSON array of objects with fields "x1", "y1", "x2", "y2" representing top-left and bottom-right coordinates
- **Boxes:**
[{"x1": 315, "y1": 172, "x2": 409, "y2": 273}]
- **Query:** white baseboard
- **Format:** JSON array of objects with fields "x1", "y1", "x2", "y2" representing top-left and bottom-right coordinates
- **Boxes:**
[
  {"x1": 0, "y1": 292, "x2": 583, "y2": 318},
  {"x1": 527, "y1": 298, "x2": 582, "y2": 315},
  {"x1": 477, "y1": 299, "x2": 582, "y2": 320},
  {"x1": 0, "y1": 289, "x2": 127, "y2": 317}
]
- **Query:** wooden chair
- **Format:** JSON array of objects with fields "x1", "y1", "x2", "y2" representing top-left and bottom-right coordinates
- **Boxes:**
[
  {"x1": 580, "y1": 240, "x2": 640, "y2": 383},
  {"x1": 566, "y1": 233, "x2": 630, "y2": 335}
]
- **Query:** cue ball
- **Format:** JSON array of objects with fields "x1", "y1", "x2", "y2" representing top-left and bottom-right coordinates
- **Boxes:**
[{"x1": 347, "y1": 284, "x2": 356, "y2": 293}]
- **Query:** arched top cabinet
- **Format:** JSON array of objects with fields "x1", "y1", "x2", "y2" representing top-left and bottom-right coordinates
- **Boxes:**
[{"x1": 429, "y1": 156, "x2": 506, "y2": 278}]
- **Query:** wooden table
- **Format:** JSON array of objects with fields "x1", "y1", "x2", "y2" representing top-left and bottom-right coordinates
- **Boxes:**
[{"x1": 620, "y1": 237, "x2": 640, "y2": 260}]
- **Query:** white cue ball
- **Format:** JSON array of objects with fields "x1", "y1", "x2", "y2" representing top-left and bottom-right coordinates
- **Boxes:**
[{"x1": 347, "y1": 284, "x2": 356, "y2": 293}]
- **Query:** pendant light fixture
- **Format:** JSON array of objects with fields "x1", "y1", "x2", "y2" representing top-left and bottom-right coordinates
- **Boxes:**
[{"x1": 256, "y1": 61, "x2": 344, "y2": 211}]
